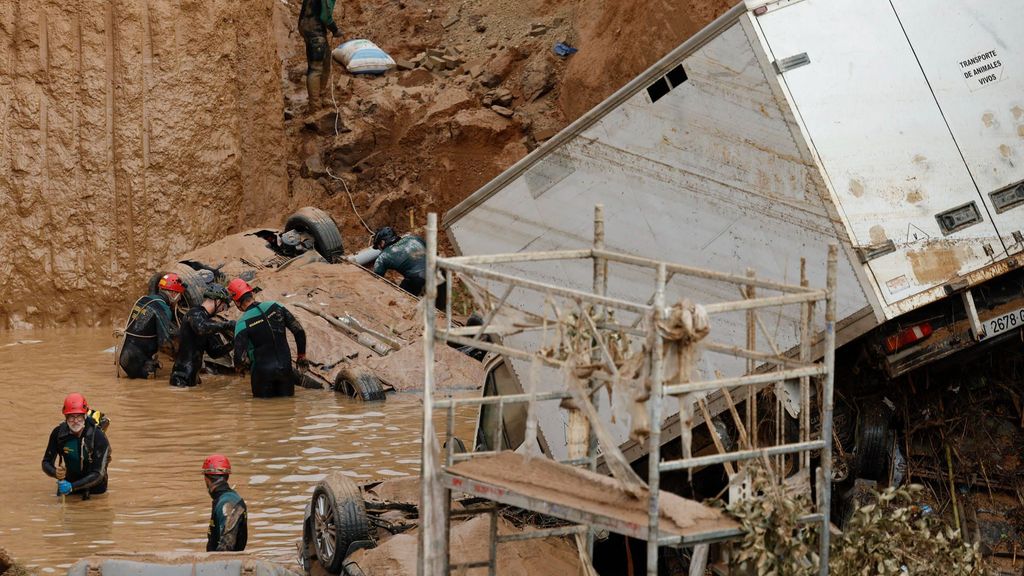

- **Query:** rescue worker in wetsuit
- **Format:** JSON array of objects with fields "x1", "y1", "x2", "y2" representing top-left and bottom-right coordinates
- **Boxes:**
[
  {"x1": 118, "y1": 273, "x2": 183, "y2": 378},
  {"x1": 41, "y1": 393, "x2": 112, "y2": 499},
  {"x1": 371, "y1": 226, "x2": 447, "y2": 310},
  {"x1": 170, "y1": 284, "x2": 235, "y2": 388},
  {"x1": 299, "y1": 0, "x2": 341, "y2": 112},
  {"x1": 228, "y1": 279, "x2": 308, "y2": 398},
  {"x1": 202, "y1": 454, "x2": 248, "y2": 552}
]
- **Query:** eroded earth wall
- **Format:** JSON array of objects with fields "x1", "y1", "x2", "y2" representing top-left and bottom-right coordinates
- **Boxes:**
[{"x1": 0, "y1": 0, "x2": 287, "y2": 328}]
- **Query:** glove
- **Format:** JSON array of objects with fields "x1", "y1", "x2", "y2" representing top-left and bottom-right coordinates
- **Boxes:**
[
  {"x1": 55, "y1": 464, "x2": 66, "y2": 481},
  {"x1": 296, "y1": 353, "x2": 310, "y2": 369},
  {"x1": 328, "y1": 23, "x2": 341, "y2": 37},
  {"x1": 57, "y1": 480, "x2": 73, "y2": 496}
]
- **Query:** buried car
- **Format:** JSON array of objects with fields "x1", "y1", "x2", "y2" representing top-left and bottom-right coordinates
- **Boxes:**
[
  {"x1": 297, "y1": 472, "x2": 586, "y2": 576},
  {"x1": 144, "y1": 207, "x2": 484, "y2": 398}
]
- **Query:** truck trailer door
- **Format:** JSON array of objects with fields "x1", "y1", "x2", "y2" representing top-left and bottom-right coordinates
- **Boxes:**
[
  {"x1": 890, "y1": 0, "x2": 1024, "y2": 255},
  {"x1": 755, "y1": 0, "x2": 1004, "y2": 319}
]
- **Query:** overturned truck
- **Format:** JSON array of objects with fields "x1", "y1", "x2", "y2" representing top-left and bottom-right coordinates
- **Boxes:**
[{"x1": 444, "y1": 0, "x2": 1024, "y2": 513}]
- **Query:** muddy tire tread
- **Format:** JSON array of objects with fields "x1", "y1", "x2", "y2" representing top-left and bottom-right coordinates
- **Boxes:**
[
  {"x1": 313, "y1": 473, "x2": 370, "y2": 573},
  {"x1": 285, "y1": 207, "x2": 345, "y2": 263}
]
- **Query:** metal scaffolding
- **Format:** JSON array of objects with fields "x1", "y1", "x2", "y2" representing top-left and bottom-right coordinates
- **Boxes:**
[{"x1": 418, "y1": 206, "x2": 838, "y2": 576}]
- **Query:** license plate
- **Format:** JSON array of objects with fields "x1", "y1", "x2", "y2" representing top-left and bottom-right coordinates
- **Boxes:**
[{"x1": 981, "y1": 308, "x2": 1024, "y2": 340}]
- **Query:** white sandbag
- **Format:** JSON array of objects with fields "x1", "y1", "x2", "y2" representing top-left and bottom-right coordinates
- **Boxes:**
[{"x1": 332, "y1": 39, "x2": 395, "y2": 75}]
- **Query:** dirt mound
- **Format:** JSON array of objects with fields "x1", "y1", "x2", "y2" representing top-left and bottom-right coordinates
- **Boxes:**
[
  {"x1": 0, "y1": 0, "x2": 287, "y2": 328},
  {"x1": 265, "y1": 0, "x2": 739, "y2": 268},
  {"x1": 0, "y1": 0, "x2": 737, "y2": 328}
]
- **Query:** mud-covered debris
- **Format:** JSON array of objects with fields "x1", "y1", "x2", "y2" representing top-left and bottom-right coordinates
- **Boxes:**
[
  {"x1": 528, "y1": 23, "x2": 549, "y2": 37},
  {"x1": 491, "y1": 105, "x2": 514, "y2": 118}
]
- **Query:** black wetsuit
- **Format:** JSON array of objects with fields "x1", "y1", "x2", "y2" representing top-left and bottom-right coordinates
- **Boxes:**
[
  {"x1": 233, "y1": 301, "x2": 307, "y2": 398},
  {"x1": 41, "y1": 419, "x2": 111, "y2": 498},
  {"x1": 373, "y1": 235, "x2": 447, "y2": 309},
  {"x1": 207, "y1": 482, "x2": 248, "y2": 552},
  {"x1": 170, "y1": 305, "x2": 234, "y2": 387},
  {"x1": 119, "y1": 293, "x2": 176, "y2": 378}
]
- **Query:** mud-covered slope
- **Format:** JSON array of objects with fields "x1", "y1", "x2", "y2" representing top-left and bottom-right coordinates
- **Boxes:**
[
  {"x1": 0, "y1": 0, "x2": 737, "y2": 329},
  {"x1": 0, "y1": 1, "x2": 288, "y2": 328}
]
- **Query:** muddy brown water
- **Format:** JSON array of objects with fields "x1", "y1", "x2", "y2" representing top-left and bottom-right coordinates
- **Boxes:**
[{"x1": 0, "y1": 329, "x2": 475, "y2": 572}]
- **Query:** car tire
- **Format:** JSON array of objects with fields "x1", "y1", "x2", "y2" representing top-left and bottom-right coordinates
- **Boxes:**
[
  {"x1": 444, "y1": 436, "x2": 467, "y2": 454},
  {"x1": 311, "y1": 472, "x2": 370, "y2": 574},
  {"x1": 285, "y1": 207, "x2": 345, "y2": 263},
  {"x1": 335, "y1": 368, "x2": 386, "y2": 402},
  {"x1": 853, "y1": 403, "x2": 894, "y2": 482}
]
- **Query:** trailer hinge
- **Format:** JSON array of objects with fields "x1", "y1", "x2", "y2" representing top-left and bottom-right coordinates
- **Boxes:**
[
  {"x1": 856, "y1": 240, "x2": 896, "y2": 264},
  {"x1": 774, "y1": 53, "x2": 810, "y2": 73}
]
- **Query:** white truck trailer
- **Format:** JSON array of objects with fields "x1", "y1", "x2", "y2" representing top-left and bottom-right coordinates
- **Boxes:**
[{"x1": 444, "y1": 0, "x2": 1024, "y2": 465}]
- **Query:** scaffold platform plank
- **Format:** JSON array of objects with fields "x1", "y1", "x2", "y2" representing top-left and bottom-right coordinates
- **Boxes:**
[{"x1": 441, "y1": 452, "x2": 739, "y2": 543}]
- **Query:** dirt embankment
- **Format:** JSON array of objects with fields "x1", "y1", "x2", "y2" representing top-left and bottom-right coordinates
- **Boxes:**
[
  {"x1": 264, "y1": 0, "x2": 738, "y2": 264},
  {"x1": 0, "y1": 1, "x2": 287, "y2": 328},
  {"x1": 0, "y1": 0, "x2": 736, "y2": 329}
]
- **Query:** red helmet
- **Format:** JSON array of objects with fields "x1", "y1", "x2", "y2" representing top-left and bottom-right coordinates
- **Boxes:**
[
  {"x1": 158, "y1": 273, "x2": 187, "y2": 294},
  {"x1": 202, "y1": 454, "x2": 232, "y2": 476},
  {"x1": 226, "y1": 278, "x2": 253, "y2": 302},
  {"x1": 62, "y1": 393, "x2": 89, "y2": 416}
]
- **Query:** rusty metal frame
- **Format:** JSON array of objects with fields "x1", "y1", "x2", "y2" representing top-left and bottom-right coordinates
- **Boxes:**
[{"x1": 419, "y1": 206, "x2": 837, "y2": 576}]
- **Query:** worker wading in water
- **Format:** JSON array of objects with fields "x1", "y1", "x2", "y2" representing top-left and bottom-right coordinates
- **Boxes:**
[
  {"x1": 202, "y1": 454, "x2": 248, "y2": 552},
  {"x1": 371, "y1": 226, "x2": 447, "y2": 310},
  {"x1": 228, "y1": 279, "x2": 308, "y2": 398},
  {"x1": 42, "y1": 393, "x2": 112, "y2": 499},
  {"x1": 118, "y1": 273, "x2": 183, "y2": 378},
  {"x1": 170, "y1": 283, "x2": 235, "y2": 388},
  {"x1": 299, "y1": 0, "x2": 341, "y2": 112}
]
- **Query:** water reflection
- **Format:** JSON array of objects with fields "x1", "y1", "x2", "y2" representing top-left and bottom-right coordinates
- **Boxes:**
[{"x1": 0, "y1": 329, "x2": 474, "y2": 569}]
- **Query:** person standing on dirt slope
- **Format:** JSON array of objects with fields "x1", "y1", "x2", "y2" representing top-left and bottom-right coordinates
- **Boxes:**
[
  {"x1": 202, "y1": 454, "x2": 248, "y2": 552},
  {"x1": 371, "y1": 226, "x2": 448, "y2": 310},
  {"x1": 118, "y1": 273, "x2": 184, "y2": 378},
  {"x1": 228, "y1": 278, "x2": 308, "y2": 398},
  {"x1": 170, "y1": 284, "x2": 236, "y2": 388},
  {"x1": 299, "y1": 0, "x2": 341, "y2": 113},
  {"x1": 41, "y1": 393, "x2": 111, "y2": 500}
]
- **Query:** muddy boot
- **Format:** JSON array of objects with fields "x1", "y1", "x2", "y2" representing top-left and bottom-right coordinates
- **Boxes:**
[
  {"x1": 319, "y1": 53, "x2": 333, "y2": 107},
  {"x1": 306, "y1": 72, "x2": 322, "y2": 115}
]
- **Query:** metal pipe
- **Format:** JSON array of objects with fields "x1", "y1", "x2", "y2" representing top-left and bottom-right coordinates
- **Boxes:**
[
  {"x1": 419, "y1": 213, "x2": 445, "y2": 575},
  {"x1": 496, "y1": 525, "x2": 588, "y2": 543},
  {"x1": 587, "y1": 205, "x2": 607, "y2": 558},
  {"x1": 443, "y1": 249, "x2": 594, "y2": 266},
  {"x1": 818, "y1": 245, "x2": 838, "y2": 575},
  {"x1": 701, "y1": 291, "x2": 828, "y2": 314},
  {"x1": 433, "y1": 389, "x2": 572, "y2": 408},
  {"x1": 438, "y1": 259, "x2": 654, "y2": 314},
  {"x1": 658, "y1": 440, "x2": 826, "y2": 472},
  {"x1": 488, "y1": 506, "x2": 498, "y2": 576},
  {"x1": 662, "y1": 366, "x2": 826, "y2": 396},
  {"x1": 746, "y1": 270, "x2": 756, "y2": 451},
  {"x1": 701, "y1": 341, "x2": 811, "y2": 369},
  {"x1": 590, "y1": 249, "x2": 818, "y2": 294},
  {"x1": 647, "y1": 263, "x2": 668, "y2": 576},
  {"x1": 799, "y1": 259, "x2": 811, "y2": 472}
]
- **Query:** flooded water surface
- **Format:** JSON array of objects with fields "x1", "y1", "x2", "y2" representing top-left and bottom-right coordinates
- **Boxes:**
[{"x1": 0, "y1": 329, "x2": 473, "y2": 571}]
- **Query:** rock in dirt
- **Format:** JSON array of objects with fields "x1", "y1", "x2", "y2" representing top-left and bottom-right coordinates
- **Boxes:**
[
  {"x1": 491, "y1": 105, "x2": 514, "y2": 118},
  {"x1": 303, "y1": 110, "x2": 346, "y2": 135},
  {"x1": 302, "y1": 153, "x2": 328, "y2": 178},
  {"x1": 522, "y1": 54, "x2": 556, "y2": 101},
  {"x1": 398, "y1": 68, "x2": 434, "y2": 88}
]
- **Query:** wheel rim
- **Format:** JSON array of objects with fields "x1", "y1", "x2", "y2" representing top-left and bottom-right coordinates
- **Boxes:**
[{"x1": 312, "y1": 492, "x2": 338, "y2": 563}]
